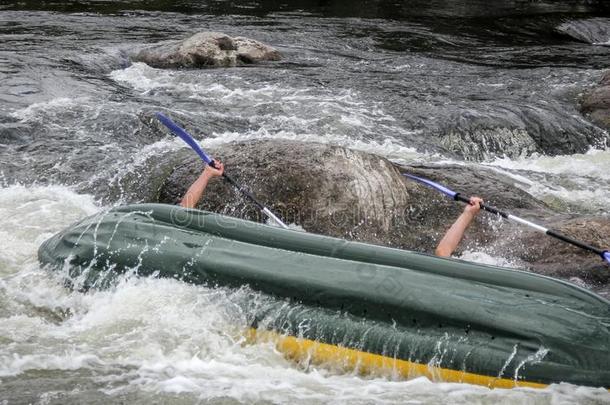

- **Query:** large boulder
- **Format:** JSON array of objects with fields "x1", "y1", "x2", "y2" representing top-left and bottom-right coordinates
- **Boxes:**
[
  {"x1": 157, "y1": 139, "x2": 548, "y2": 252},
  {"x1": 132, "y1": 32, "x2": 281, "y2": 68},
  {"x1": 159, "y1": 139, "x2": 432, "y2": 248},
  {"x1": 436, "y1": 103, "x2": 608, "y2": 161},
  {"x1": 581, "y1": 70, "x2": 610, "y2": 131}
]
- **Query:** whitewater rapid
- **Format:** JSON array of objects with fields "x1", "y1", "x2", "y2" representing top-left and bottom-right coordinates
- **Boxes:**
[
  {"x1": 2, "y1": 2, "x2": 610, "y2": 403},
  {"x1": 2, "y1": 59, "x2": 610, "y2": 404}
]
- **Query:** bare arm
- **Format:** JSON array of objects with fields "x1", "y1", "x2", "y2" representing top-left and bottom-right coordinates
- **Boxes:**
[
  {"x1": 435, "y1": 197, "x2": 483, "y2": 257},
  {"x1": 180, "y1": 162, "x2": 224, "y2": 209}
]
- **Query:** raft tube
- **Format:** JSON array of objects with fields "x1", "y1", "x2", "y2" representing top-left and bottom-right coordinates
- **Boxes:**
[{"x1": 38, "y1": 204, "x2": 610, "y2": 390}]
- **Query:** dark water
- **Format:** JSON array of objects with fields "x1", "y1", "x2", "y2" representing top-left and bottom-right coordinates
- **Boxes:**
[{"x1": 1, "y1": 1, "x2": 609, "y2": 403}]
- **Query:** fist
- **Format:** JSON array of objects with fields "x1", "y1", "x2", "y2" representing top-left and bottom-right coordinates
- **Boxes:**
[
  {"x1": 203, "y1": 160, "x2": 224, "y2": 178},
  {"x1": 464, "y1": 196, "x2": 483, "y2": 215}
]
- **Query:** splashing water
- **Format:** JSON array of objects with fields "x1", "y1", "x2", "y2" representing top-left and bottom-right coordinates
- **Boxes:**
[
  {"x1": 1, "y1": 185, "x2": 609, "y2": 404},
  {"x1": 2, "y1": 2, "x2": 610, "y2": 403},
  {"x1": 484, "y1": 148, "x2": 610, "y2": 213}
]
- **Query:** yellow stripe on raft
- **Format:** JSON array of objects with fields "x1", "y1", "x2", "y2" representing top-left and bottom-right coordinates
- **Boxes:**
[{"x1": 245, "y1": 328, "x2": 548, "y2": 390}]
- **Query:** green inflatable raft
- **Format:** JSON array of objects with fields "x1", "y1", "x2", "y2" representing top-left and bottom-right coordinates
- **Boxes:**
[{"x1": 38, "y1": 203, "x2": 610, "y2": 390}]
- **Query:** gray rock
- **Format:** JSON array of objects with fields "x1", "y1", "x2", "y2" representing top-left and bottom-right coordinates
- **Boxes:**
[
  {"x1": 556, "y1": 18, "x2": 610, "y2": 45},
  {"x1": 234, "y1": 36, "x2": 281, "y2": 63},
  {"x1": 156, "y1": 140, "x2": 548, "y2": 253},
  {"x1": 500, "y1": 216, "x2": 610, "y2": 286},
  {"x1": 581, "y1": 70, "x2": 610, "y2": 131},
  {"x1": 132, "y1": 32, "x2": 281, "y2": 69},
  {"x1": 437, "y1": 103, "x2": 608, "y2": 161},
  {"x1": 159, "y1": 140, "x2": 428, "y2": 248}
]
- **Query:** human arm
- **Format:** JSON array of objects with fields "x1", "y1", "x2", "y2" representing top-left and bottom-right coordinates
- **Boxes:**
[
  {"x1": 435, "y1": 196, "x2": 483, "y2": 257},
  {"x1": 179, "y1": 162, "x2": 224, "y2": 209}
]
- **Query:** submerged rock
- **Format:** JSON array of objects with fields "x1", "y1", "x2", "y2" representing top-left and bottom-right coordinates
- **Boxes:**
[
  {"x1": 556, "y1": 18, "x2": 610, "y2": 45},
  {"x1": 581, "y1": 70, "x2": 610, "y2": 131},
  {"x1": 132, "y1": 32, "x2": 281, "y2": 68}
]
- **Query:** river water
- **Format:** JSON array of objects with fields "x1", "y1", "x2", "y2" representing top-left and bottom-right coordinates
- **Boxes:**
[{"x1": 1, "y1": 1, "x2": 610, "y2": 404}]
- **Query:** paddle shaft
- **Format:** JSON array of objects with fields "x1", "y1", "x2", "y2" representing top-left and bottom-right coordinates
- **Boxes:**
[
  {"x1": 453, "y1": 193, "x2": 607, "y2": 257},
  {"x1": 402, "y1": 173, "x2": 608, "y2": 263},
  {"x1": 214, "y1": 163, "x2": 288, "y2": 228},
  {"x1": 156, "y1": 113, "x2": 288, "y2": 229}
]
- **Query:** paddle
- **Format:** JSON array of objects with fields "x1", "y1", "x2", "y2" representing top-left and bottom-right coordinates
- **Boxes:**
[
  {"x1": 403, "y1": 173, "x2": 610, "y2": 264},
  {"x1": 156, "y1": 112, "x2": 289, "y2": 229}
]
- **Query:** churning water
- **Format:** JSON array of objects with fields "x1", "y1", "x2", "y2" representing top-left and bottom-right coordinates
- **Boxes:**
[{"x1": 1, "y1": 1, "x2": 610, "y2": 403}]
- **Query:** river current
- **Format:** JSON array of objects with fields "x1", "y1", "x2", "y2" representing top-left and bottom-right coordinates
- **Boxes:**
[{"x1": 1, "y1": 1, "x2": 610, "y2": 404}]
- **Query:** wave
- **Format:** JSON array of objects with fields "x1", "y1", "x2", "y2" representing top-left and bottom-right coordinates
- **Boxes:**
[{"x1": 484, "y1": 148, "x2": 610, "y2": 213}]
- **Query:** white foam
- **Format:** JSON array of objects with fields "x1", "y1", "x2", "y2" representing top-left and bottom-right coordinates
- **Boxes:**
[
  {"x1": 0, "y1": 184, "x2": 100, "y2": 272},
  {"x1": 485, "y1": 147, "x2": 610, "y2": 179},
  {"x1": 110, "y1": 63, "x2": 430, "y2": 164},
  {"x1": 111, "y1": 63, "x2": 270, "y2": 98},
  {"x1": 0, "y1": 352, "x2": 104, "y2": 377},
  {"x1": 483, "y1": 148, "x2": 610, "y2": 212},
  {"x1": 459, "y1": 251, "x2": 520, "y2": 268},
  {"x1": 110, "y1": 63, "x2": 174, "y2": 93},
  {"x1": 197, "y1": 127, "x2": 424, "y2": 162},
  {"x1": 9, "y1": 97, "x2": 86, "y2": 121}
]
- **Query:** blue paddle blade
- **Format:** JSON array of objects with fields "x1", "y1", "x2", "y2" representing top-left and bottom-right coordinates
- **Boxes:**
[
  {"x1": 603, "y1": 251, "x2": 610, "y2": 264},
  {"x1": 156, "y1": 112, "x2": 213, "y2": 164},
  {"x1": 402, "y1": 173, "x2": 457, "y2": 199}
]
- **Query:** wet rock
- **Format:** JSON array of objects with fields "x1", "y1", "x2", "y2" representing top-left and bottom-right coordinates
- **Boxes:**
[
  {"x1": 438, "y1": 104, "x2": 608, "y2": 161},
  {"x1": 155, "y1": 139, "x2": 550, "y2": 253},
  {"x1": 556, "y1": 18, "x2": 610, "y2": 45},
  {"x1": 132, "y1": 32, "x2": 281, "y2": 69},
  {"x1": 159, "y1": 140, "x2": 424, "y2": 248},
  {"x1": 581, "y1": 70, "x2": 610, "y2": 131},
  {"x1": 502, "y1": 217, "x2": 610, "y2": 287},
  {"x1": 233, "y1": 37, "x2": 281, "y2": 63}
]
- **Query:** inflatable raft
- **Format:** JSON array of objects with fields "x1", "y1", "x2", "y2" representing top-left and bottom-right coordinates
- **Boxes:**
[{"x1": 38, "y1": 204, "x2": 610, "y2": 390}]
